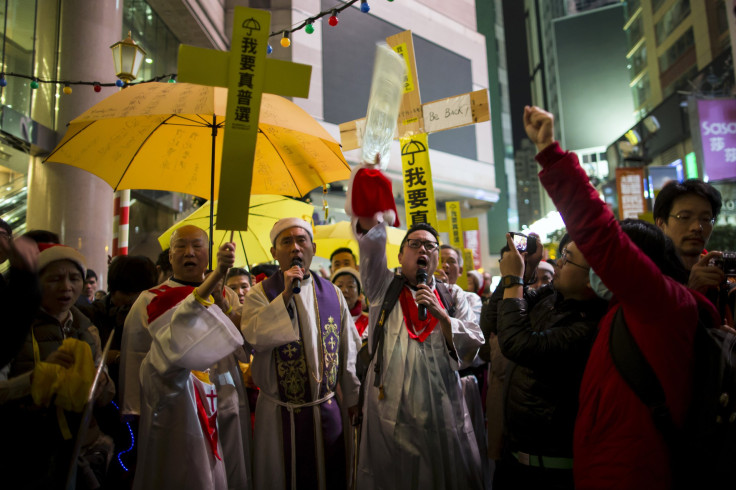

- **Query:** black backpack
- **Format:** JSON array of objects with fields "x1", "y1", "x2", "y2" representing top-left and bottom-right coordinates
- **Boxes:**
[{"x1": 610, "y1": 305, "x2": 736, "y2": 488}]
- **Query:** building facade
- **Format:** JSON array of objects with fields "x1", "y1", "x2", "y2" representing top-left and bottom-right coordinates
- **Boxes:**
[{"x1": 0, "y1": 0, "x2": 500, "y2": 276}]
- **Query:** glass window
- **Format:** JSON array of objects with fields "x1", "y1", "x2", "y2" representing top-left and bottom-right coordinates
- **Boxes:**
[
  {"x1": 0, "y1": 0, "x2": 37, "y2": 116},
  {"x1": 655, "y1": 0, "x2": 691, "y2": 46},
  {"x1": 626, "y1": 16, "x2": 643, "y2": 51},
  {"x1": 632, "y1": 72, "x2": 651, "y2": 108},
  {"x1": 658, "y1": 27, "x2": 695, "y2": 73},
  {"x1": 122, "y1": 0, "x2": 179, "y2": 81},
  {"x1": 628, "y1": 44, "x2": 647, "y2": 81}
]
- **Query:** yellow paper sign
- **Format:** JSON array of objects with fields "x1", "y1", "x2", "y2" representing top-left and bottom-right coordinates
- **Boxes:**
[
  {"x1": 401, "y1": 133, "x2": 437, "y2": 228},
  {"x1": 445, "y1": 201, "x2": 462, "y2": 248},
  {"x1": 462, "y1": 248, "x2": 474, "y2": 290},
  {"x1": 392, "y1": 43, "x2": 415, "y2": 94}
]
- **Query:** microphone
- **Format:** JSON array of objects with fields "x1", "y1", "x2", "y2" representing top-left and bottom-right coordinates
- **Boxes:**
[
  {"x1": 291, "y1": 258, "x2": 303, "y2": 294},
  {"x1": 416, "y1": 268, "x2": 428, "y2": 321}
]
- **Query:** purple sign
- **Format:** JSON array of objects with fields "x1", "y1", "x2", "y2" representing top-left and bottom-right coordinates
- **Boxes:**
[{"x1": 698, "y1": 98, "x2": 736, "y2": 181}]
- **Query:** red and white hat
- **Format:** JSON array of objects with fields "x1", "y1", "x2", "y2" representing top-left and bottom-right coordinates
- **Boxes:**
[{"x1": 37, "y1": 243, "x2": 87, "y2": 276}]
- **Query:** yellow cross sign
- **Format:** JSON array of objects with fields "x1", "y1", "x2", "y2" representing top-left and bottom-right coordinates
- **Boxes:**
[
  {"x1": 177, "y1": 7, "x2": 312, "y2": 230},
  {"x1": 339, "y1": 30, "x2": 490, "y2": 230}
]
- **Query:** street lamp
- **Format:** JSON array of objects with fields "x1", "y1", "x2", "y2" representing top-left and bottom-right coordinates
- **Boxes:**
[{"x1": 110, "y1": 31, "x2": 147, "y2": 83}]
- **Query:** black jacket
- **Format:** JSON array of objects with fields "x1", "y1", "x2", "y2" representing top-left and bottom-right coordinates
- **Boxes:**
[{"x1": 497, "y1": 285, "x2": 606, "y2": 457}]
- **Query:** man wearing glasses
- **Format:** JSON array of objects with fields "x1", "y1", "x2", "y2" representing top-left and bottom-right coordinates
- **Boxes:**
[
  {"x1": 653, "y1": 179, "x2": 723, "y2": 294},
  {"x1": 353, "y1": 219, "x2": 485, "y2": 489}
]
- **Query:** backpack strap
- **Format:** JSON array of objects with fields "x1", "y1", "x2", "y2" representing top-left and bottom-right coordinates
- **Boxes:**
[
  {"x1": 609, "y1": 307, "x2": 679, "y2": 447},
  {"x1": 354, "y1": 275, "x2": 405, "y2": 424}
]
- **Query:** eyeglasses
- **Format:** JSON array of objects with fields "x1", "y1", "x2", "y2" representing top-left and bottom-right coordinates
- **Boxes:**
[
  {"x1": 669, "y1": 213, "x2": 715, "y2": 227},
  {"x1": 559, "y1": 248, "x2": 589, "y2": 271},
  {"x1": 405, "y1": 238, "x2": 439, "y2": 252}
]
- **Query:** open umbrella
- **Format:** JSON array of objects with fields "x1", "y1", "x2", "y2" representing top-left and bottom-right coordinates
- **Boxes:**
[
  {"x1": 45, "y1": 82, "x2": 349, "y2": 266},
  {"x1": 44, "y1": 82, "x2": 350, "y2": 199},
  {"x1": 158, "y1": 195, "x2": 314, "y2": 269},
  {"x1": 314, "y1": 221, "x2": 405, "y2": 269}
]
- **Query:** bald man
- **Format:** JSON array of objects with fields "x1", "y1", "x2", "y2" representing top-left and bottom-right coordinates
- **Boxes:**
[{"x1": 119, "y1": 226, "x2": 251, "y2": 488}]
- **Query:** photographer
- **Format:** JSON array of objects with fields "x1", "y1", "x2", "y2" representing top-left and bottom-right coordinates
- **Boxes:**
[
  {"x1": 491, "y1": 234, "x2": 605, "y2": 489},
  {"x1": 653, "y1": 180, "x2": 732, "y2": 321}
]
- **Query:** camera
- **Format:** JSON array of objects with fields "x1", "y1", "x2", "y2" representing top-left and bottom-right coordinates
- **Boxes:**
[
  {"x1": 711, "y1": 252, "x2": 736, "y2": 277},
  {"x1": 509, "y1": 232, "x2": 537, "y2": 255}
]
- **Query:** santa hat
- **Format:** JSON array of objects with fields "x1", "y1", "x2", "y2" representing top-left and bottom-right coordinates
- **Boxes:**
[
  {"x1": 270, "y1": 217, "x2": 313, "y2": 246},
  {"x1": 37, "y1": 243, "x2": 87, "y2": 277},
  {"x1": 330, "y1": 267, "x2": 362, "y2": 294},
  {"x1": 345, "y1": 166, "x2": 399, "y2": 227}
]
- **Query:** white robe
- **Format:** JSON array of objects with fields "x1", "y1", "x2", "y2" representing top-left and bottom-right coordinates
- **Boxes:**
[
  {"x1": 241, "y1": 274, "x2": 362, "y2": 490},
  {"x1": 120, "y1": 279, "x2": 240, "y2": 416},
  {"x1": 356, "y1": 223, "x2": 485, "y2": 490},
  {"x1": 133, "y1": 294, "x2": 246, "y2": 490}
]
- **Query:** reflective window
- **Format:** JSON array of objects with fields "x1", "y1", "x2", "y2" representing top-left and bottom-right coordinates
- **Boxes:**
[
  {"x1": 655, "y1": 0, "x2": 691, "y2": 46},
  {"x1": 122, "y1": 0, "x2": 179, "y2": 81}
]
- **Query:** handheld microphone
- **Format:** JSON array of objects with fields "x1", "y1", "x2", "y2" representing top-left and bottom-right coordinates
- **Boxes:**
[
  {"x1": 416, "y1": 268, "x2": 429, "y2": 321},
  {"x1": 291, "y1": 258, "x2": 303, "y2": 294}
]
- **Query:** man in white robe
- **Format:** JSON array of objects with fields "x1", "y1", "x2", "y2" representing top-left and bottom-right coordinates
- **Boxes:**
[
  {"x1": 242, "y1": 218, "x2": 361, "y2": 490},
  {"x1": 133, "y1": 241, "x2": 245, "y2": 489},
  {"x1": 354, "y1": 218, "x2": 485, "y2": 490},
  {"x1": 120, "y1": 225, "x2": 250, "y2": 488}
]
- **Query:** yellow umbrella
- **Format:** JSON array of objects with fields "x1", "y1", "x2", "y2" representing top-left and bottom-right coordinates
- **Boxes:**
[
  {"x1": 44, "y1": 82, "x2": 350, "y2": 199},
  {"x1": 314, "y1": 221, "x2": 405, "y2": 269},
  {"x1": 158, "y1": 195, "x2": 314, "y2": 269}
]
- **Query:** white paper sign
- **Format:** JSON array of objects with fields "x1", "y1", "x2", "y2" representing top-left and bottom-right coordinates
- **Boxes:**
[{"x1": 422, "y1": 93, "x2": 473, "y2": 133}]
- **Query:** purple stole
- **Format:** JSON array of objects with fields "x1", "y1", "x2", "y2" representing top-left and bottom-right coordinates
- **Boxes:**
[{"x1": 261, "y1": 272, "x2": 346, "y2": 490}]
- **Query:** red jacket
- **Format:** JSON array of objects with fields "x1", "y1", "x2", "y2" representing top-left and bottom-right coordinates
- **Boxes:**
[{"x1": 537, "y1": 143, "x2": 716, "y2": 489}]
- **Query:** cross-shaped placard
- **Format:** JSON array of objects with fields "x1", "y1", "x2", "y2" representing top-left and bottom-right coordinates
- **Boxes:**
[
  {"x1": 339, "y1": 30, "x2": 490, "y2": 230},
  {"x1": 177, "y1": 7, "x2": 312, "y2": 230},
  {"x1": 438, "y1": 201, "x2": 479, "y2": 290}
]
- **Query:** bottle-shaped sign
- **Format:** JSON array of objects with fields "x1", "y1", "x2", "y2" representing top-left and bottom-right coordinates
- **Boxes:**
[{"x1": 361, "y1": 42, "x2": 406, "y2": 170}]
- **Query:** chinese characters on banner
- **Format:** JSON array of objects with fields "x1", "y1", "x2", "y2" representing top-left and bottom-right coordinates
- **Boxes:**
[
  {"x1": 615, "y1": 167, "x2": 645, "y2": 220},
  {"x1": 401, "y1": 134, "x2": 438, "y2": 228},
  {"x1": 696, "y1": 98, "x2": 736, "y2": 182}
]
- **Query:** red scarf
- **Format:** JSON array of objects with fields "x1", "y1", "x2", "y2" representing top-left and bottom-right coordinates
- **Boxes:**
[
  {"x1": 398, "y1": 286, "x2": 443, "y2": 342},
  {"x1": 349, "y1": 300, "x2": 369, "y2": 336}
]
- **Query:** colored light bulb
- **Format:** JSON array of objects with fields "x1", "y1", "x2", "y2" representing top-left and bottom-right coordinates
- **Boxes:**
[
  {"x1": 305, "y1": 22, "x2": 314, "y2": 34},
  {"x1": 116, "y1": 79, "x2": 125, "y2": 87},
  {"x1": 361, "y1": 0, "x2": 370, "y2": 13},
  {"x1": 63, "y1": 85, "x2": 72, "y2": 95},
  {"x1": 328, "y1": 13, "x2": 339, "y2": 26},
  {"x1": 30, "y1": 80, "x2": 39, "y2": 89},
  {"x1": 267, "y1": 43, "x2": 273, "y2": 55},
  {"x1": 93, "y1": 84, "x2": 101, "y2": 92},
  {"x1": 281, "y1": 33, "x2": 291, "y2": 47}
]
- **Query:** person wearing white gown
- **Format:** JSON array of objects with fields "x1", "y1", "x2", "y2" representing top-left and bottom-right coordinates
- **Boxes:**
[
  {"x1": 241, "y1": 218, "x2": 361, "y2": 490},
  {"x1": 354, "y1": 218, "x2": 485, "y2": 490}
]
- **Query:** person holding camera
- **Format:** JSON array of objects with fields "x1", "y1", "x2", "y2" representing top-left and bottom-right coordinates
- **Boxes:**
[
  {"x1": 492, "y1": 234, "x2": 607, "y2": 489},
  {"x1": 652, "y1": 180, "x2": 733, "y2": 322},
  {"x1": 480, "y1": 232, "x2": 542, "y2": 472}
]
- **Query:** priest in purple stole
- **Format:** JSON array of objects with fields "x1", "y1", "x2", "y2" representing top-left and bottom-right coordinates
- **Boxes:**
[{"x1": 242, "y1": 218, "x2": 361, "y2": 490}]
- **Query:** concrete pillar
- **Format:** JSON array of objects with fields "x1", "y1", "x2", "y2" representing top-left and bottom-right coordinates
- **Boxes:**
[{"x1": 26, "y1": 0, "x2": 123, "y2": 286}]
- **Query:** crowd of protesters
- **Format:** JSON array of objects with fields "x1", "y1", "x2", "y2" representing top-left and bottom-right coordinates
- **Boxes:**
[{"x1": 0, "y1": 105, "x2": 733, "y2": 490}]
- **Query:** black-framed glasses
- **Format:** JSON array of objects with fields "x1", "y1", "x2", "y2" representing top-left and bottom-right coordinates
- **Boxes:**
[
  {"x1": 406, "y1": 238, "x2": 439, "y2": 252},
  {"x1": 559, "y1": 248, "x2": 589, "y2": 271},
  {"x1": 668, "y1": 213, "x2": 715, "y2": 227}
]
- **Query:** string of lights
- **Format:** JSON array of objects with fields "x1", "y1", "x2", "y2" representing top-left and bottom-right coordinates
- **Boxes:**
[
  {"x1": 271, "y1": 0, "x2": 390, "y2": 48},
  {"x1": 0, "y1": 71, "x2": 177, "y2": 93},
  {"x1": 0, "y1": 0, "x2": 394, "y2": 91}
]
